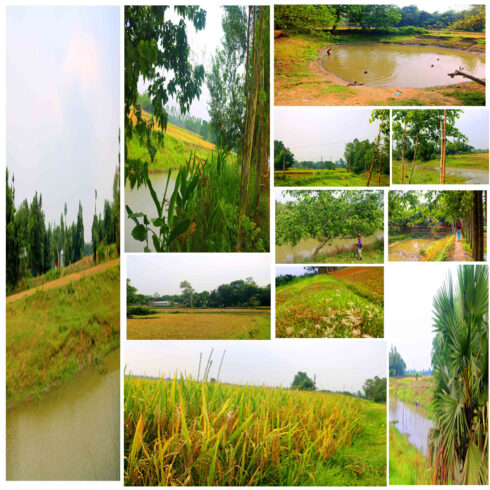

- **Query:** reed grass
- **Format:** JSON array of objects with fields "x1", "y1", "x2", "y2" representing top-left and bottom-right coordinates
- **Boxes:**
[{"x1": 124, "y1": 376, "x2": 386, "y2": 486}]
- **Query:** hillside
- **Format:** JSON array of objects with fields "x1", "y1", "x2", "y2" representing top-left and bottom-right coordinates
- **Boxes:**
[
  {"x1": 276, "y1": 267, "x2": 384, "y2": 338},
  {"x1": 127, "y1": 108, "x2": 218, "y2": 171}
]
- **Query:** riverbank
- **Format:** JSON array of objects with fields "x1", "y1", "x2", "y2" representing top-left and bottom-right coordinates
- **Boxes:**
[
  {"x1": 389, "y1": 425, "x2": 431, "y2": 485},
  {"x1": 390, "y1": 376, "x2": 434, "y2": 413},
  {"x1": 274, "y1": 33, "x2": 485, "y2": 106},
  {"x1": 388, "y1": 233, "x2": 456, "y2": 261},
  {"x1": 6, "y1": 264, "x2": 120, "y2": 408},
  {"x1": 393, "y1": 152, "x2": 489, "y2": 184}
]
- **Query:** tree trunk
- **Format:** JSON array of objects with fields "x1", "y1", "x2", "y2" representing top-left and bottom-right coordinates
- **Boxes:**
[
  {"x1": 441, "y1": 110, "x2": 447, "y2": 185},
  {"x1": 408, "y1": 132, "x2": 419, "y2": 184},
  {"x1": 474, "y1": 191, "x2": 483, "y2": 261},
  {"x1": 237, "y1": 7, "x2": 263, "y2": 252},
  {"x1": 312, "y1": 238, "x2": 329, "y2": 261},
  {"x1": 378, "y1": 146, "x2": 384, "y2": 186},
  {"x1": 401, "y1": 114, "x2": 407, "y2": 184},
  {"x1": 366, "y1": 127, "x2": 381, "y2": 186}
]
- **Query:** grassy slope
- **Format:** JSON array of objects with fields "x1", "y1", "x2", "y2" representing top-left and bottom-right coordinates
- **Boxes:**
[
  {"x1": 274, "y1": 31, "x2": 485, "y2": 106},
  {"x1": 389, "y1": 376, "x2": 434, "y2": 413},
  {"x1": 275, "y1": 169, "x2": 390, "y2": 187},
  {"x1": 7, "y1": 264, "x2": 120, "y2": 407},
  {"x1": 389, "y1": 426, "x2": 431, "y2": 485},
  {"x1": 125, "y1": 377, "x2": 386, "y2": 486},
  {"x1": 127, "y1": 309, "x2": 271, "y2": 340},
  {"x1": 276, "y1": 267, "x2": 384, "y2": 338},
  {"x1": 393, "y1": 152, "x2": 489, "y2": 184}
]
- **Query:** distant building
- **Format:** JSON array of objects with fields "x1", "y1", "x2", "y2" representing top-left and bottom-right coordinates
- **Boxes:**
[{"x1": 153, "y1": 300, "x2": 170, "y2": 307}]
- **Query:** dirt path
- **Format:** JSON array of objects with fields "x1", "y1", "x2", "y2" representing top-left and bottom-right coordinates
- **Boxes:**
[
  {"x1": 7, "y1": 258, "x2": 120, "y2": 304},
  {"x1": 451, "y1": 238, "x2": 472, "y2": 262}
]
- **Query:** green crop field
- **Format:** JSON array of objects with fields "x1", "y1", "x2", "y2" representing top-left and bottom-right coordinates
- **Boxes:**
[
  {"x1": 389, "y1": 376, "x2": 434, "y2": 413},
  {"x1": 127, "y1": 308, "x2": 271, "y2": 340},
  {"x1": 124, "y1": 376, "x2": 387, "y2": 486},
  {"x1": 6, "y1": 264, "x2": 120, "y2": 407},
  {"x1": 276, "y1": 267, "x2": 384, "y2": 338}
]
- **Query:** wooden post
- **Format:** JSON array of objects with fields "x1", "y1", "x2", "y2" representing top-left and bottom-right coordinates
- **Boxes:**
[
  {"x1": 401, "y1": 114, "x2": 407, "y2": 184},
  {"x1": 441, "y1": 110, "x2": 447, "y2": 185},
  {"x1": 408, "y1": 132, "x2": 419, "y2": 184},
  {"x1": 378, "y1": 146, "x2": 384, "y2": 186},
  {"x1": 366, "y1": 127, "x2": 381, "y2": 186}
]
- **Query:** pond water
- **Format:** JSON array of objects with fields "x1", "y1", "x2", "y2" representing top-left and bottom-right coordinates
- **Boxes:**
[
  {"x1": 276, "y1": 231, "x2": 383, "y2": 263},
  {"x1": 7, "y1": 349, "x2": 120, "y2": 481},
  {"x1": 321, "y1": 44, "x2": 485, "y2": 88},
  {"x1": 445, "y1": 167, "x2": 489, "y2": 184},
  {"x1": 390, "y1": 397, "x2": 433, "y2": 456},
  {"x1": 125, "y1": 172, "x2": 176, "y2": 252},
  {"x1": 388, "y1": 237, "x2": 439, "y2": 261}
]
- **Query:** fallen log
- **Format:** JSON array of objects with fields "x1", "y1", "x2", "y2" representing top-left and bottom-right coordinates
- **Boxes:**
[{"x1": 448, "y1": 69, "x2": 485, "y2": 86}]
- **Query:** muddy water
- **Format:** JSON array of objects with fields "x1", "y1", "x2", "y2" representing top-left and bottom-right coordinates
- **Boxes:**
[
  {"x1": 388, "y1": 237, "x2": 438, "y2": 261},
  {"x1": 276, "y1": 231, "x2": 383, "y2": 263},
  {"x1": 321, "y1": 44, "x2": 485, "y2": 88},
  {"x1": 390, "y1": 397, "x2": 433, "y2": 456},
  {"x1": 125, "y1": 172, "x2": 176, "y2": 252},
  {"x1": 7, "y1": 349, "x2": 120, "y2": 481},
  {"x1": 445, "y1": 167, "x2": 489, "y2": 184}
]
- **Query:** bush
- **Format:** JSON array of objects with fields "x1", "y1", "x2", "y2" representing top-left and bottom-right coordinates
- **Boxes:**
[{"x1": 127, "y1": 306, "x2": 157, "y2": 318}]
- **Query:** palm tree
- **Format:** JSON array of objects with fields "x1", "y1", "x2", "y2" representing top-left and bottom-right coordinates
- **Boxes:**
[{"x1": 428, "y1": 265, "x2": 488, "y2": 484}]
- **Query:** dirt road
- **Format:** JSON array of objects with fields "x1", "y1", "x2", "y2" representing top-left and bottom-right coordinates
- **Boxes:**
[
  {"x1": 451, "y1": 238, "x2": 471, "y2": 261},
  {"x1": 6, "y1": 258, "x2": 120, "y2": 304}
]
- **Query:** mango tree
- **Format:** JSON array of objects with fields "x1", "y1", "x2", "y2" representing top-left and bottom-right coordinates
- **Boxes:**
[{"x1": 276, "y1": 190, "x2": 384, "y2": 260}]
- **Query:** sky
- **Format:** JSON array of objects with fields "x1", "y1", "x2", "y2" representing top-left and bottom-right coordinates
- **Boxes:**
[
  {"x1": 7, "y1": 6, "x2": 120, "y2": 241},
  {"x1": 127, "y1": 254, "x2": 271, "y2": 295},
  {"x1": 386, "y1": 263, "x2": 461, "y2": 371},
  {"x1": 138, "y1": 6, "x2": 225, "y2": 121},
  {"x1": 275, "y1": 108, "x2": 380, "y2": 163},
  {"x1": 396, "y1": 2, "x2": 473, "y2": 13},
  {"x1": 453, "y1": 109, "x2": 489, "y2": 149},
  {"x1": 125, "y1": 339, "x2": 387, "y2": 392}
]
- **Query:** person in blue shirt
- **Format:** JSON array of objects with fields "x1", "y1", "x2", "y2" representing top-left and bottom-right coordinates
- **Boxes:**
[{"x1": 355, "y1": 235, "x2": 363, "y2": 260}]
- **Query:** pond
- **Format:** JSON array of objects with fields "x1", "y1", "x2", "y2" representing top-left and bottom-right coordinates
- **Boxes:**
[
  {"x1": 321, "y1": 44, "x2": 485, "y2": 88},
  {"x1": 390, "y1": 397, "x2": 433, "y2": 456},
  {"x1": 125, "y1": 172, "x2": 176, "y2": 252},
  {"x1": 7, "y1": 349, "x2": 120, "y2": 481},
  {"x1": 445, "y1": 166, "x2": 489, "y2": 184},
  {"x1": 388, "y1": 237, "x2": 439, "y2": 261},
  {"x1": 276, "y1": 231, "x2": 383, "y2": 263}
]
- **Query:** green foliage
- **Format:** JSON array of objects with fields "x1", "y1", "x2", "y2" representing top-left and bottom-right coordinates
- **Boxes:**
[
  {"x1": 363, "y1": 376, "x2": 386, "y2": 403},
  {"x1": 291, "y1": 371, "x2": 316, "y2": 391},
  {"x1": 449, "y1": 5, "x2": 485, "y2": 32},
  {"x1": 125, "y1": 6, "x2": 206, "y2": 189},
  {"x1": 428, "y1": 265, "x2": 488, "y2": 484},
  {"x1": 127, "y1": 306, "x2": 157, "y2": 317},
  {"x1": 389, "y1": 345, "x2": 406, "y2": 377},
  {"x1": 6, "y1": 169, "x2": 20, "y2": 290},
  {"x1": 274, "y1": 140, "x2": 295, "y2": 171},
  {"x1": 207, "y1": 6, "x2": 247, "y2": 151},
  {"x1": 276, "y1": 190, "x2": 384, "y2": 260}
]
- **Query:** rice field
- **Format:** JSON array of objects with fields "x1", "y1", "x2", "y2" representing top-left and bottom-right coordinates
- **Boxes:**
[
  {"x1": 276, "y1": 267, "x2": 384, "y2": 338},
  {"x1": 124, "y1": 376, "x2": 387, "y2": 486},
  {"x1": 127, "y1": 309, "x2": 271, "y2": 340}
]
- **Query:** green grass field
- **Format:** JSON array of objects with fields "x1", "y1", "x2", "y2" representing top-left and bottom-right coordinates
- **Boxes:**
[
  {"x1": 125, "y1": 376, "x2": 386, "y2": 486},
  {"x1": 311, "y1": 246, "x2": 384, "y2": 264},
  {"x1": 127, "y1": 123, "x2": 216, "y2": 172},
  {"x1": 127, "y1": 308, "x2": 271, "y2": 340},
  {"x1": 275, "y1": 169, "x2": 389, "y2": 187},
  {"x1": 389, "y1": 425, "x2": 431, "y2": 485},
  {"x1": 6, "y1": 264, "x2": 120, "y2": 407},
  {"x1": 276, "y1": 267, "x2": 384, "y2": 338},
  {"x1": 392, "y1": 152, "x2": 489, "y2": 184}
]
